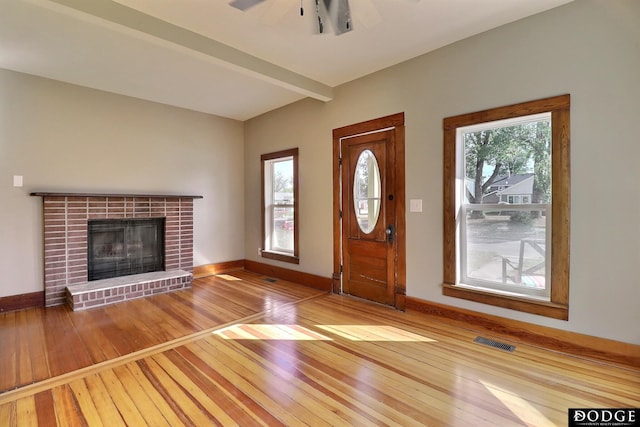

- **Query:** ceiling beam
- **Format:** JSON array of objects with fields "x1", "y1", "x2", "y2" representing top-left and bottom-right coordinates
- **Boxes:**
[{"x1": 32, "y1": 0, "x2": 334, "y2": 101}]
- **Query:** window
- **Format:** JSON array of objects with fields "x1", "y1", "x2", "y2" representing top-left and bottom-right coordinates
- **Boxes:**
[
  {"x1": 261, "y1": 148, "x2": 299, "y2": 264},
  {"x1": 443, "y1": 95, "x2": 570, "y2": 320}
]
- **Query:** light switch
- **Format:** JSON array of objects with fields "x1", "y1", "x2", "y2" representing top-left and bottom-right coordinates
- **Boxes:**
[
  {"x1": 410, "y1": 199, "x2": 423, "y2": 212},
  {"x1": 13, "y1": 175, "x2": 23, "y2": 187}
]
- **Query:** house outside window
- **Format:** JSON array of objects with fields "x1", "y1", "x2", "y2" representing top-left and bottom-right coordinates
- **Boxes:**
[
  {"x1": 261, "y1": 148, "x2": 299, "y2": 264},
  {"x1": 443, "y1": 95, "x2": 570, "y2": 320}
]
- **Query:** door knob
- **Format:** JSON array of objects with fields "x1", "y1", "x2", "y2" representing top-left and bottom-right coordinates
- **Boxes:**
[{"x1": 386, "y1": 225, "x2": 394, "y2": 243}]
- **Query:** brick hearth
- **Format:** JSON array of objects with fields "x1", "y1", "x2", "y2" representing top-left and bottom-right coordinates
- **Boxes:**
[
  {"x1": 32, "y1": 193, "x2": 201, "y2": 308},
  {"x1": 66, "y1": 270, "x2": 192, "y2": 311}
]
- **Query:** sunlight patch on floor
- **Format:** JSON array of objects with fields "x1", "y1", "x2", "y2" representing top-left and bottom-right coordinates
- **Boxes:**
[
  {"x1": 480, "y1": 380, "x2": 556, "y2": 427},
  {"x1": 213, "y1": 324, "x2": 333, "y2": 340},
  {"x1": 216, "y1": 274, "x2": 242, "y2": 281},
  {"x1": 315, "y1": 325, "x2": 437, "y2": 342},
  {"x1": 213, "y1": 324, "x2": 437, "y2": 342}
]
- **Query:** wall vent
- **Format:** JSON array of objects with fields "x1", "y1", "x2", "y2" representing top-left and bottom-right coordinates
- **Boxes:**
[{"x1": 473, "y1": 336, "x2": 516, "y2": 352}]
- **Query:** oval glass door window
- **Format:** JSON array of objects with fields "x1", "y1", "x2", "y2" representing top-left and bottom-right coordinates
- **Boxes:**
[{"x1": 353, "y1": 149, "x2": 381, "y2": 234}]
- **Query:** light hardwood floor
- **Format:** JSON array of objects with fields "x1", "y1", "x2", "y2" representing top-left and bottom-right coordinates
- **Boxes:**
[{"x1": 0, "y1": 271, "x2": 638, "y2": 426}]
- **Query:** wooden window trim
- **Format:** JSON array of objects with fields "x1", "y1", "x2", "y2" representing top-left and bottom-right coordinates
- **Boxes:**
[
  {"x1": 261, "y1": 148, "x2": 300, "y2": 265},
  {"x1": 260, "y1": 251, "x2": 299, "y2": 264},
  {"x1": 443, "y1": 95, "x2": 570, "y2": 320}
]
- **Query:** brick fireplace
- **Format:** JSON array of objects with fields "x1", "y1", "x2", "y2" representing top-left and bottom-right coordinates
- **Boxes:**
[{"x1": 32, "y1": 193, "x2": 201, "y2": 309}]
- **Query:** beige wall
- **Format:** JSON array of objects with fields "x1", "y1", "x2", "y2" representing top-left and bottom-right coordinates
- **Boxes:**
[
  {"x1": 244, "y1": 0, "x2": 640, "y2": 344},
  {"x1": 0, "y1": 69, "x2": 245, "y2": 298}
]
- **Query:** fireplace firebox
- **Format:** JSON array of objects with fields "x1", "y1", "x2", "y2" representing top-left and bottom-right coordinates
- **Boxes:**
[{"x1": 88, "y1": 218, "x2": 165, "y2": 281}]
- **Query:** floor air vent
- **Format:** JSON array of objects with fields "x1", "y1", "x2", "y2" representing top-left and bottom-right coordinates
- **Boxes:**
[
  {"x1": 473, "y1": 336, "x2": 516, "y2": 352},
  {"x1": 264, "y1": 277, "x2": 278, "y2": 283}
]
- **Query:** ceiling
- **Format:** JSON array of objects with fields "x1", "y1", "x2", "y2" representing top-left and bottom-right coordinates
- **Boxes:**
[{"x1": 0, "y1": 0, "x2": 575, "y2": 121}]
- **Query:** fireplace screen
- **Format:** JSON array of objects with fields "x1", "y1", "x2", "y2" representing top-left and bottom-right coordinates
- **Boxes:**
[{"x1": 88, "y1": 218, "x2": 165, "y2": 281}]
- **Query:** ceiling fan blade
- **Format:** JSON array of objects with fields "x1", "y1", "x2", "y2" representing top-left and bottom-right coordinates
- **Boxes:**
[
  {"x1": 229, "y1": 0, "x2": 266, "y2": 11},
  {"x1": 323, "y1": 0, "x2": 352, "y2": 35}
]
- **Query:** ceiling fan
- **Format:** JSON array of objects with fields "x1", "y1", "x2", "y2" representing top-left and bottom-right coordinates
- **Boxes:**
[{"x1": 229, "y1": 0, "x2": 354, "y2": 35}]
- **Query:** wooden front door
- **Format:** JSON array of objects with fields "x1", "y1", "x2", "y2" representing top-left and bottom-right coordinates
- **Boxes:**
[{"x1": 332, "y1": 113, "x2": 405, "y2": 309}]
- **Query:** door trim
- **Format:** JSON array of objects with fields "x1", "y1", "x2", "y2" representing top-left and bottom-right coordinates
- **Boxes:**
[{"x1": 332, "y1": 113, "x2": 406, "y2": 310}]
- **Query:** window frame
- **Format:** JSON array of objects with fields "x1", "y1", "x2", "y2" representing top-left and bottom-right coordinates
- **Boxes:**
[
  {"x1": 443, "y1": 95, "x2": 570, "y2": 320},
  {"x1": 261, "y1": 148, "x2": 299, "y2": 264}
]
